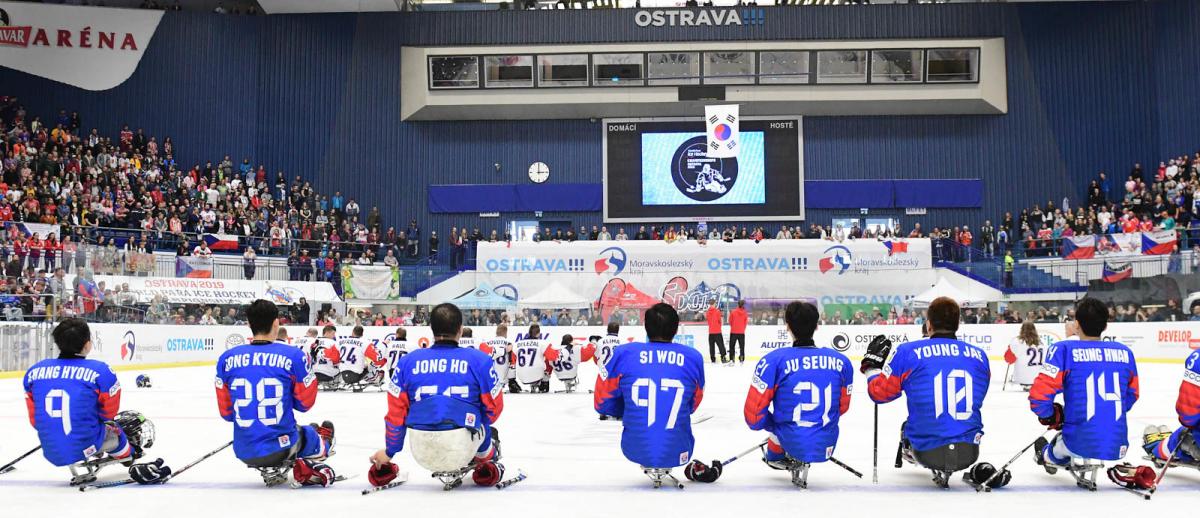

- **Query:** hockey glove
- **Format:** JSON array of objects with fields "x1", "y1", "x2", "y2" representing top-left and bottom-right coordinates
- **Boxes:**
[
  {"x1": 684, "y1": 459, "x2": 723, "y2": 483},
  {"x1": 472, "y1": 461, "x2": 505, "y2": 487},
  {"x1": 128, "y1": 458, "x2": 172, "y2": 485},
  {"x1": 1038, "y1": 403, "x2": 1064, "y2": 430},
  {"x1": 293, "y1": 459, "x2": 336, "y2": 487},
  {"x1": 859, "y1": 335, "x2": 893, "y2": 374},
  {"x1": 1106, "y1": 463, "x2": 1156, "y2": 490},
  {"x1": 368, "y1": 462, "x2": 400, "y2": 487}
]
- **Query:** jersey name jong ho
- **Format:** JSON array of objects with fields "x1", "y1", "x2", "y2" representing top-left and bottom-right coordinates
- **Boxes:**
[
  {"x1": 512, "y1": 339, "x2": 550, "y2": 384},
  {"x1": 215, "y1": 342, "x2": 317, "y2": 460},
  {"x1": 594, "y1": 342, "x2": 705, "y2": 468},
  {"x1": 1009, "y1": 338, "x2": 1046, "y2": 386},
  {"x1": 23, "y1": 358, "x2": 121, "y2": 466},
  {"x1": 867, "y1": 337, "x2": 991, "y2": 452},
  {"x1": 384, "y1": 343, "x2": 504, "y2": 457},
  {"x1": 1030, "y1": 339, "x2": 1139, "y2": 460},
  {"x1": 744, "y1": 346, "x2": 854, "y2": 462}
]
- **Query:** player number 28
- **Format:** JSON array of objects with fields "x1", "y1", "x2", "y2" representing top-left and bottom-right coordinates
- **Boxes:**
[
  {"x1": 631, "y1": 378, "x2": 685, "y2": 429},
  {"x1": 230, "y1": 378, "x2": 285, "y2": 428}
]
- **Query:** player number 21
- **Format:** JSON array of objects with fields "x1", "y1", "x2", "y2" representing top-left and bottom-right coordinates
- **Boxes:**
[
  {"x1": 632, "y1": 378, "x2": 685, "y2": 429},
  {"x1": 792, "y1": 381, "x2": 835, "y2": 428}
]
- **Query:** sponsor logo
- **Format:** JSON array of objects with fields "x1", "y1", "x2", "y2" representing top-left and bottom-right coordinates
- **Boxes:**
[
  {"x1": 594, "y1": 247, "x2": 628, "y2": 275},
  {"x1": 670, "y1": 136, "x2": 738, "y2": 202},
  {"x1": 166, "y1": 337, "x2": 215, "y2": 352},
  {"x1": 957, "y1": 334, "x2": 994, "y2": 351},
  {"x1": 417, "y1": 337, "x2": 431, "y2": 348},
  {"x1": 0, "y1": 9, "x2": 141, "y2": 50},
  {"x1": 760, "y1": 339, "x2": 790, "y2": 350},
  {"x1": 484, "y1": 257, "x2": 586, "y2": 273},
  {"x1": 494, "y1": 284, "x2": 519, "y2": 301},
  {"x1": 633, "y1": 8, "x2": 763, "y2": 27},
  {"x1": 120, "y1": 331, "x2": 136, "y2": 361},
  {"x1": 706, "y1": 256, "x2": 808, "y2": 271},
  {"x1": 1157, "y1": 329, "x2": 1198, "y2": 348},
  {"x1": 818, "y1": 245, "x2": 852, "y2": 275},
  {"x1": 224, "y1": 334, "x2": 246, "y2": 350},
  {"x1": 675, "y1": 281, "x2": 741, "y2": 313},
  {"x1": 831, "y1": 333, "x2": 850, "y2": 352}
]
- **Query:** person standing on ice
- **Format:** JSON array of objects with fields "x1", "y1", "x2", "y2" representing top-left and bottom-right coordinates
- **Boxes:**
[
  {"x1": 368, "y1": 302, "x2": 506, "y2": 488},
  {"x1": 594, "y1": 303, "x2": 705, "y2": 484},
  {"x1": 215, "y1": 300, "x2": 337, "y2": 487}
]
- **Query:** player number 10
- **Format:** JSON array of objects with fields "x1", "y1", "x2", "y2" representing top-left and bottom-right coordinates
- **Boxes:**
[
  {"x1": 933, "y1": 370, "x2": 973, "y2": 421},
  {"x1": 632, "y1": 378, "x2": 685, "y2": 430}
]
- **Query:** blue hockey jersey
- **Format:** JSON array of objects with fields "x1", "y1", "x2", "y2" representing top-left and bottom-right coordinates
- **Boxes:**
[
  {"x1": 1030, "y1": 339, "x2": 1139, "y2": 460},
  {"x1": 744, "y1": 342, "x2": 854, "y2": 462},
  {"x1": 384, "y1": 341, "x2": 503, "y2": 457},
  {"x1": 594, "y1": 341, "x2": 705, "y2": 468},
  {"x1": 23, "y1": 358, "x2": 121, "y2": 466},
  {"x1": 1176, "y1": 349, "x2": 1200, "y2": 429},
  {"x1": 215, "y1": 341, "x2": 317, "y2": 460},
  {"x1": 867, "y1": 336, "x2": 990, "y2": 451}
]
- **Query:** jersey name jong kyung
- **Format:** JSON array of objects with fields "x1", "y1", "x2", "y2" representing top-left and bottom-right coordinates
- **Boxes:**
[
  {"x1": 1030, "y1": 339, "x2": 1139, "y2": 460},
  {"x1": 745, "y1": 345, "x2": 854, "y2": 462},
  {"x1": 595, "y1": 342, "x2": 705, "y2": 468},
  {"x1": 384, "y1": 343, "x2": 503, "y2": 457},
  {"x1": 216, "y1": 342, "x2": 317, "y2": 460},
  {"x1": 867, "y1": 337, "x2": 991, "y2": 451},
  {"x1": 512, "y1": 339, "x2": 550, "y2": 384},
  {"x1": 23, "y1": 358, "x2": 121, "y2": 466}
]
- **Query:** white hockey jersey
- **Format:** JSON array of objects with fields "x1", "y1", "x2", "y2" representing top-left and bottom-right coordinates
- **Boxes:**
[
  {"x1": 592, "y1": 335, "x2": 621, "y2": 368},
  {"x1": 512, "y1": 338, "x2": 551, "y2": 384},
  {"x1": 312, "y1": 337, "x2": 340, "y2": 378},
  {"x1": 379, "y1": 339, "x2": 409, "y2": 377},
  {"x1": 482, "y1": 337, "x2": 512, "y2": 383},
  {"x1": 337, "y1": 337, "x2": 369, "y2": 374},
  {"x1": 458, "y1": 337, "x2": 479, "y2": 351},
  {"x1": 547, "y1": 344, "x2": 582, "y2": 381},
  {"x1": 292, "y1": 336, "x2": 317, "y2": 368},
  {"x1": 1009, "y1": 337, "x2": 1046, "y2": 386}
]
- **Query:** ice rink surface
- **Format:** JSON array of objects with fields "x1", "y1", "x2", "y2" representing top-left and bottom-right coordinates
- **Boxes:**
[{"x1": 2, "y1": 356, "x2": 1197, "y2": 517}]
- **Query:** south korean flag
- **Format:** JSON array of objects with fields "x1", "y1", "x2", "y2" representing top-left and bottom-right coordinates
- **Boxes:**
[{"x1": 704, "y1": 104, "x2": 739, "y2": 158}]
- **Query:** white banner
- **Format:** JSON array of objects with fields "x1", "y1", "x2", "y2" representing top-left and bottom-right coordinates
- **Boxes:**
[
  {"x1": 475, "y1": 239, "x2": 934, "y2": 314},
  {"x1": 81, "y1": 322, "x2": 1199, "y2": 367},
  {"x1": 341, "y1": 265, "x2": 400, "y2": 300},
  {"x1": 79, "y1": 275, "x2": 341, "y2": 304},
  {"x1": 0, "y1": 2, "x2": 164, "y2": 90}
]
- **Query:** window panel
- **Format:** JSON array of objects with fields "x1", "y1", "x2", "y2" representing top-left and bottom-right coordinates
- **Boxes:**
[
  {"x1": 538, "y1": 54, "x2": 589, "y2": 87},
  {"x1": 484, "y1": 55, "x2": 534, "y2": 88},
  {"x1": 816, "y1": 50, "x2": 867, "y2": 84},
  {"x1": 593, "y1": 53, "x2": 643, "y2": 86},
  {"x1": 926, "y1": 48, "x2": 979, "y2": 83},
  {"x1": 871, "y1": 49, "x2": 923, "y2": 83},
  {"x1": 647, "y1": 52, "x2": 699, "y2": 86},
  {"x1": 703, "y1": 52, "x2": 754, "y2": 85},
  {"x1": 758, "y1": 51, "x2": 809, "y2": 84},
  {"x1": 429, "y1": 56, "x2": 479, "y2": 89}
]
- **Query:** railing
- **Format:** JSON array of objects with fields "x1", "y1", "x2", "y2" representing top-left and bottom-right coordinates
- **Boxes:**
[{"x1": 0, "y1": 322, "x2": 54, "y2": 372}]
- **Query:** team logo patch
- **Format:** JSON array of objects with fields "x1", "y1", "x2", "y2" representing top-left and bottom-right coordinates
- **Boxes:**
[
  {"x1": 302, "y1": 372, "x2": 316, "y2": 387},
  {"x1": 108, "y1": 381, "x2": 121, "y2": 396},
  {"x1": 1041, "y1": 363, "x2": 1060, "y2": 377},
  {"x1": 214, "y1": 377, "x2": 224, "y2": 389},
  {"x1": 825, "y1": 446, "x2": 834, "y2": 459},
  {"x1": 278, "y1": 435, "x2": 291, "y2": 448},
  {"x1": 386, "y1": 381, "x2": 402, "y2": 397},
  {"x1": 465, "y1": 413, "x2": 477, "y2": 427},
  {"x1": 1119, "y1": 445, "x2": 1127, "y2": 458},
  {"x1": 670, "y1": 135, "x2": 738, "y2": 202},
  {"x1": 679, "y1": 451, "x2": 690, "y2": 465},
  {"x1": 83, "y1": 445, "x2": 98, "y2": 458},
  {"x1": 1185, "y1": 370, "x2": 1200, "y2": 386}
]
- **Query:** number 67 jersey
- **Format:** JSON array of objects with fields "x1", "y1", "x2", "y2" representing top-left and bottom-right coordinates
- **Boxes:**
[
  {"x1": 594, "y1": 341, "x2": 705, "y2": 469},
  {"x1": 1030, "y1": 339, "x2": 1139, "y2": 460},
  {"x1": 215, "y1": 341, "x2": 317, "y2": 461}
]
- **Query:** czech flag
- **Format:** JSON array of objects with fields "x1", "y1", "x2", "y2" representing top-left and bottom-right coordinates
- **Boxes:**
[
  {"x1": 175, "y1": 257, "x2": 214, "y2": 278},
  {"x1": 1101, "y1": 261, "x2": 1132, "y2": 283},
  {"x1": 203, "y1": 233, "x2": 240, "y2": 251},
  {"x1": 1140, "y1": 230, "x2": 1177, "y2": 255},
  {"x1": 1061, "y1": 235, "x2": 1096, "y2": 259},
  {"x1": 883, "y1": 240, "x2": 908, "y2": 256}
]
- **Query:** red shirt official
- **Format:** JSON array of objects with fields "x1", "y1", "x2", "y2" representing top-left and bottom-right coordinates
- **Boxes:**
[
  {"x1": 729, "y1": 307, "x2": 747, "y2": 334},
  {"x1": 706, "y1": 307, "x2": 722, "y2": 334}
]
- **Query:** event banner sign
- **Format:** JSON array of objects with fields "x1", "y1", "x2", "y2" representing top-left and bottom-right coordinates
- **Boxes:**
[
  {"x1": 0, "y1": 1, "x2": 164, "y2": 90},
  {"x1": 83, "y1": 322, "x2": 1198, "y2": 367},
  {"x1": 341, "y1": 265, "x2": 401, "y2": 300},
  {"x1": 86, "y1": 275, "x2": 341, "y2": 304},
  {"x1": 475, "y1": 239, "x2": 935, "y2": 313}
]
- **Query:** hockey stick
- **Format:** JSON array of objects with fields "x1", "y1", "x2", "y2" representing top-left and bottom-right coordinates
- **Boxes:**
[
  {"x1": 79, "y1": 441, "x2": 233, "y2": 492},
  {"x1": 829, "y1": 457, "x2": 863, "y2": 478},
  {"x1": 1126, "y1": 440, "x2": 1183, "y2": 500},
  {"x1": 872, "y1": 404, "x2": 879, "y2": 483},
  {"x1": 976, "y1": 433, "x2": 1047, "y2": 492},
  {"x1": 0, "y1": 446, "x2": 41, "y2": 475},
  {"x1": 361, "y1": 471, "x2": 411, "y2": 495},
  {"x1": 894, "y1": 439, "x2": 904, "y2": 469},
  {"x1": 685, "y1": 440, "x2": 768, "y2": 483},
  {"x1": 1001, "y1": 363, "x2": 1012, "y2": 392},
  {"x1": 496, "y1": 469, "x2": 527, "y2": 490}
]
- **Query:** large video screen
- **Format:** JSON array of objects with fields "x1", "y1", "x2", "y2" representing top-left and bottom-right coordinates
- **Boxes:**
[{"x1": 604, "y1": 117, "x2": 803, "y2": 222}]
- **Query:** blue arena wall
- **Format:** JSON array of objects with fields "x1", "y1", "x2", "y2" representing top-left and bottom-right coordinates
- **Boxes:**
[{"x1": 2, "y1": 0, "x2": 1197, "y2": 235}]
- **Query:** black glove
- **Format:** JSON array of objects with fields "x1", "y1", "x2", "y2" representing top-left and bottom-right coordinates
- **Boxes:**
[
  {"x1": 128, "y1": 458, "x2": 172, "y2": 485},
  {"x1": 1038, "y1": 402, "x2": 1064, "y2": 430},
  {"x1": 683, "y1": 459, "x2": 722, "y2": 483},
  {"x1": 860, "y1": 335, "x2": 893, "y2": 374}
]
